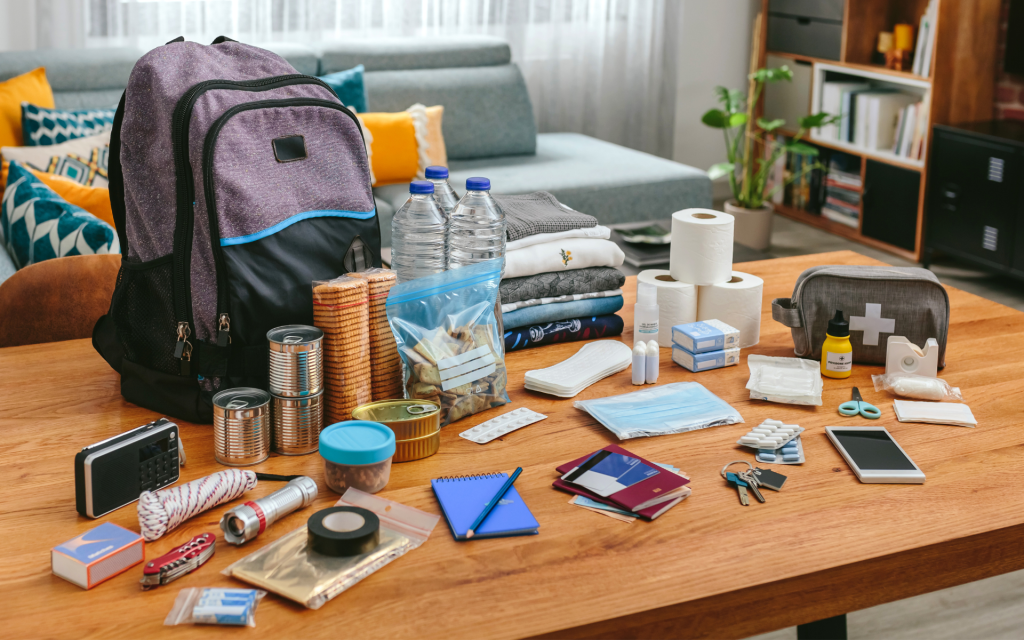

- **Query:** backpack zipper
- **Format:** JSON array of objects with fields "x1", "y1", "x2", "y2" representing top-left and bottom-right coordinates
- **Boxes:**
[
  {"x1": 169, "y1": 75, "x2": 340, "y2": 372},
  {"x1": 201, "y1": 98, "x2": 364, "y2": 345}
]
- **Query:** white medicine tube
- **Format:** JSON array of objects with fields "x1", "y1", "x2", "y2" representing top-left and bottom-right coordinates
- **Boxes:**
[
  {"x1": 632, "y1": 342, "x2": 647, "y2": 385},
  {"x1": 645, "y1": 340, "x2": 659, "y2": 384},
  {"x1": 633, "y1": 282, "x2": 660, "y2": 343}
]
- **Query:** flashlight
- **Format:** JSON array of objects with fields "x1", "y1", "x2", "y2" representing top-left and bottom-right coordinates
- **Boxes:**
[{"x1": 220, "y1": 476, "x2": 318, "y2": 545}]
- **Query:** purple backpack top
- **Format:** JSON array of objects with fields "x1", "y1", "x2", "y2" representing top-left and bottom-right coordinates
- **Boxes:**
[{"x1": 94, "y1": 37, "x2": 380, "y2": 423}]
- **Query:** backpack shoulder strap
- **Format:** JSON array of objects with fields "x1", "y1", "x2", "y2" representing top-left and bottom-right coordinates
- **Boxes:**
[{"x1": 107, "y1": 90, "x2": 128, "y2": 255}]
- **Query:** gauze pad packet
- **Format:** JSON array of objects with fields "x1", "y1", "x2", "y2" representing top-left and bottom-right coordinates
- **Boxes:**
[{"x1": 746, "y1": 355, "x2": 823, "y2": 406}]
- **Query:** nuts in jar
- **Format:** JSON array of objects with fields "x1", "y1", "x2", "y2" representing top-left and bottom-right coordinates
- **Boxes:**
[{"x1": 319, "y1": 421, "x2": 396, "y2": 495}]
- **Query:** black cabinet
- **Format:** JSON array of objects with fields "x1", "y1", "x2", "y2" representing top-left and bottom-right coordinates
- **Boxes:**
[
  {"x1": 767, "y1": 0, "x2": 845, "y2": 61},
  {"x1": 862, "y1": 160, "x2": 920, "y2": 252},
  {"x1": 926, "y1": 121, "x2": 1024, "y2": 280}
]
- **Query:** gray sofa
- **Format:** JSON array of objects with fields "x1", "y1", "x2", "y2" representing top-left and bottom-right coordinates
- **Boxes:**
[{"x1": 0, "y1": 37, "x2": 710, "y2": 247}]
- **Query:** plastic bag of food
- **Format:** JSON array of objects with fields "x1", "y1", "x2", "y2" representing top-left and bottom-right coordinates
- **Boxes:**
[
  {"x1": 222, "y1": 489, "x2": 439, "y2": 609},
  {"x1": 385, "y1": 258, "x2": 509, "y2": 426},
  {"x1": 872, "y1": 372, "x2": 963, "y2": 401}
]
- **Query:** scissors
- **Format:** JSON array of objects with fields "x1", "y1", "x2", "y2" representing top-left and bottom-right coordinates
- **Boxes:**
[{"x1": 839, "y1": 387, "x2": 881, "y2": 419}]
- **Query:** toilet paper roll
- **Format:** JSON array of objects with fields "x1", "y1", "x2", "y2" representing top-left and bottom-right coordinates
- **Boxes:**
[
  {"x1": 697, "y1": 271, "x2": 764, "y2": 348},
  {"x1": 637, "y1": 270, "x2": 697, "y2": 348},
  {"x1": 669, "y1": 209, "x2": 734, "y2": 285}
]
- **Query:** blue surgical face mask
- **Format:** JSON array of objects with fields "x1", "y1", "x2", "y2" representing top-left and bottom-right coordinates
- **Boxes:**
[{"x1": 575, "y1": 382, "x2": 744, "y2": 439}]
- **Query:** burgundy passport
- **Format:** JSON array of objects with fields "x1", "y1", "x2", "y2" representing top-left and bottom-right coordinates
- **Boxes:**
[{"x1": 556, "y1": 444, "x2": 690, "y2": 515}]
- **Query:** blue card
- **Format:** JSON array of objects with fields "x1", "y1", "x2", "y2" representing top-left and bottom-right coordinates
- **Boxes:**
[{"x1": 561, "y1": 450, "x2": 660, "y2": 497}]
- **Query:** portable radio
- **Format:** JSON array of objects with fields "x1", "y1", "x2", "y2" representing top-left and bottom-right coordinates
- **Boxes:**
[{"x1": 75, "y1": 418, "x2": 185, "y2": 518}]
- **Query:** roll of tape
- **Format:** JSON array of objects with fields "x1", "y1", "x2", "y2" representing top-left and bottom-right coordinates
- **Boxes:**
[
  {"x1": 307, "y1": 506, "x2": 381, "y2": 557},
  {"x1": 637, "y1": 269, "x2": 697, "y2": 348}
]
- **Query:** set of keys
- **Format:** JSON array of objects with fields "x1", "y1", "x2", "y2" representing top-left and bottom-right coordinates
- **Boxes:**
[{"x1": 721, "y1": 461, "x2": 787, "y2": 506}]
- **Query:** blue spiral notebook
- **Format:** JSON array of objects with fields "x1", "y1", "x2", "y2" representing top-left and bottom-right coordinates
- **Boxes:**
[{"x1": 431, "y1": 473, "x2": 540, "y2": 541}]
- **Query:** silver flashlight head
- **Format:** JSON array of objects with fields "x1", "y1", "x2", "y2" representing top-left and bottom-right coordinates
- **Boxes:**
[{"x1": 220, "y1": 476, "x2": 318, "y2": 545}]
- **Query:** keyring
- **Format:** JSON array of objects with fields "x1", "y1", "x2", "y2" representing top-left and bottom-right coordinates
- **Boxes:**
[{"x1": 720, "y1": 460, "x2": 753, "y2": 480}]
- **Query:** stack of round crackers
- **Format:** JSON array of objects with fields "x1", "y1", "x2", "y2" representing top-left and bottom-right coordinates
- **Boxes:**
[
  {"x1": 312, "y1": 275, "x2": 372, "y2": 424},
  {"x1": 349, "y1": 268, "x2": 403, "y2": 401}
]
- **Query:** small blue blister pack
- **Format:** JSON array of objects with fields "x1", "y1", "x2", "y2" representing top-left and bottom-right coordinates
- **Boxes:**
[
  {"x1": 164, "y1": 587, "x2": 266, "y2": 627},
  {"x1": 756, "y1": 435, "x2": 805, "y2": 465}
]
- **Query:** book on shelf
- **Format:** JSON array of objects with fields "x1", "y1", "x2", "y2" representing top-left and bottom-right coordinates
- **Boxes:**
[
  {"x1": 891, "y1": 97, "x2": 929, "y2": 160},
  {"x1": 913, "y1": 0, "x2": 938, "y2": 78},
  {"x1": 822, "y1": 207, "x2": 860, "y2": 228},
  {"x1": 819, "y1": 82, "x2": 869, "y2": 140}
]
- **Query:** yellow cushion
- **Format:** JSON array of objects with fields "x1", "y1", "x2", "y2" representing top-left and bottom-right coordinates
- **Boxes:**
[
  {"x1": 2, "y1": 160, "x2": 113, "y2": 227},
  {"x1": 0, "y1": 68, "x2": 55, "y2": 147},
  {"x1": 356, "y1": 104, "x2": 448, "y2": 187}
]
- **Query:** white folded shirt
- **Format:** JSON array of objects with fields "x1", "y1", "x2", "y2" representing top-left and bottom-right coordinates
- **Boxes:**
[
  {"x1": 503, "y1": 238, "x2": 625, "y2": 280},
  {"x1": 893, "y1": 400, "x2": 977, "y2": 428},
  {"x1": 505, "y1": 225, "x2": 611, "y2": 252}
]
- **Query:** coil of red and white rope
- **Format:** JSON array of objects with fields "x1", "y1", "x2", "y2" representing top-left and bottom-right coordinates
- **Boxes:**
[{"x1": 138, "y1": 469, "x2": 257, "y2": 541}]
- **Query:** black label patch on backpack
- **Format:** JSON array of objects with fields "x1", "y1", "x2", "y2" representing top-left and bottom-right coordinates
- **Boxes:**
[{"x1": 273, "y1": 135, "x2": 307, "y2": 162}]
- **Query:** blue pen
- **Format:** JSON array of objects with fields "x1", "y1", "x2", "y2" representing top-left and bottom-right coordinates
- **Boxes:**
[{"x1": 466, "y1": 467, "x2": 523, "y2": 539}]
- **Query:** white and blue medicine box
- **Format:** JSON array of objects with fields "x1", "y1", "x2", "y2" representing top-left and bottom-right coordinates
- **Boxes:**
[
  {"x1": 672, "y1": 320, "x2": 740, "y2": 354},
  {"x1": 51, "y1": 522, "x2": 144, "y2": 589},
  {"x1": 672, "y1": 345, "x2": 740, "y2": 372}
]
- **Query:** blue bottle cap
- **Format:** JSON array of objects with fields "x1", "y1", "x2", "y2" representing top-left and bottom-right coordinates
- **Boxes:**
[
  {"x1": 424, "y1": 166, "x2": 449, "y2": 179},
  {"x1": 465, "y1": 177, "x2": 491, "y2": 191},
  {"x1": 319, "y1": 421, "x2": 396, "y2": 466},
  {"x1": 409, "y1": 180, "x2": 434, "y2": 194}
]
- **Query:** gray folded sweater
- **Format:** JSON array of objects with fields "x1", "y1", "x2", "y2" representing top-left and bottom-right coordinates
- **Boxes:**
[{"x1": 493, "y1": 191, "x2": 597, "y2": 241}]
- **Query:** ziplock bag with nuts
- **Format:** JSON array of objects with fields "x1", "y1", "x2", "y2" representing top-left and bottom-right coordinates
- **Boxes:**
[
  {"x1": 222, "y1": 488, "x2": 440, "y2": 609},
  {"x1": 386, "y1": 258, "x2": 509, "y2": 426}
]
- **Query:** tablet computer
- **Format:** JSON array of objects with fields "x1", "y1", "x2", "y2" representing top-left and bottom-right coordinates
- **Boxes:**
[{"x1": 825, "y1": 426, "x2": 926, "y2": 484}]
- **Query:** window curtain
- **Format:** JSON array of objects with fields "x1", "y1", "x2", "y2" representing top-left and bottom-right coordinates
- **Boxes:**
[{"x1": 53, "y1": 0, "x2": 679, "y2": 156}]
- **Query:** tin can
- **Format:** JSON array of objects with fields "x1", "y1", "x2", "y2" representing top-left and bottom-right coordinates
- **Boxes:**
[
  {"x1": 351, "y1": 399, "x2": 440, "y2": 462},
  {"x1": 271, "y1": 390, "x2": 324, "y2": 455},
  {"x1": 213, "y1": 388, "x2": 271, "y2": 466},
  {"x1": 267, "y1": 325, "x2": 324, "y2": 397}
]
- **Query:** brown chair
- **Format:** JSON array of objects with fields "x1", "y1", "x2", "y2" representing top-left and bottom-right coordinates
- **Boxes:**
[{"x1": 0, "y1": 254, "x2": 120, "y2": 348}]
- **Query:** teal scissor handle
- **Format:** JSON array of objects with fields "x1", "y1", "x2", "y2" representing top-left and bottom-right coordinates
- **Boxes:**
[{"x1": 839, "y1": 387, "x2": 881, "y2": 419}]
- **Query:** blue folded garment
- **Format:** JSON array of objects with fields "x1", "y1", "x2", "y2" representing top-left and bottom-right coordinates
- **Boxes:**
[
  {"x1": 504, "y1": 314, "x2": 624, "y2": 352},
  {"x1": 501, "y1": 295, "x2": 623, "y2": 330}
]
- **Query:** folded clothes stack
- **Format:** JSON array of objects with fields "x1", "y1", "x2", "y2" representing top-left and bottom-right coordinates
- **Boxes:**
[{"x1": 494, "y1": 192, "x2": 626, "y2": 352}]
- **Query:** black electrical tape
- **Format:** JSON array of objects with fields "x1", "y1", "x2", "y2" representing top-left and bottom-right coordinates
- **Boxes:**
[{"x1": 307, "y1": 507, "x2": 380, "y2": 557}]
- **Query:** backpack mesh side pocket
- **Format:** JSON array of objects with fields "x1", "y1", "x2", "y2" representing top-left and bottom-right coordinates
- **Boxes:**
[{"x1": 110, "y1": 255, "x2": 180, "y2": 375}]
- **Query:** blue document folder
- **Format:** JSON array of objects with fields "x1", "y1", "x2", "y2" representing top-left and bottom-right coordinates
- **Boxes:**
[{"x1": 431, "y1": 473, "x2": 539, "y2": 540}]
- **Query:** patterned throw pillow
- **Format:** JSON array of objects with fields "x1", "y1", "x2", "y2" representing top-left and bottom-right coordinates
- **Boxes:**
[
  {"x1": 1, "y1": 161, "x2": 119, "y2": 269},
  {"x1": 21, "y1": 103, "x2": 115, "y2": 146},
  {"x1": 1, "y1": 131, "x2": 110, "y2": 187}
]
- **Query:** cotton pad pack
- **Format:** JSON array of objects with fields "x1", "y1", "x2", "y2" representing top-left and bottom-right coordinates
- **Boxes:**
[
  {"x1": 525, "y1": 341, "x2": 632, "y2": 397},
  {"x1": 746, "y1": 355, "x2": 823, "y2": 406}
]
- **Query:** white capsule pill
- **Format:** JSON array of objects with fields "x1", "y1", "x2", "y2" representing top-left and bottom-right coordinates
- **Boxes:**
[{"x1": 740, "y1": 436, "x2": 761, "y2": 445}]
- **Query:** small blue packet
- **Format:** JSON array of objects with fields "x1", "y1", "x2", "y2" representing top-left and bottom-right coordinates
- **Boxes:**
[
  {"x1": 165, "y1": 587, "x2": 266, "y2": 627},
  {"x1": 672, "y1": 320, "x2": 740, "y2": 353},
  {"x1": 672, "y1": 345, "x2": 741, "y2": 372}
]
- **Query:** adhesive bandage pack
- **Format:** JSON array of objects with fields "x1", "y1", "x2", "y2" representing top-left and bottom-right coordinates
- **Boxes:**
[
  {"x1": 672, "y1": 345, "x2": 740, "y2": 372},
  {"x1": 459, "y1": 408, "x2": 548, "y2": 444},
  {"x1": 736, "y1": 419, "x2": 805, "y2": 450}
]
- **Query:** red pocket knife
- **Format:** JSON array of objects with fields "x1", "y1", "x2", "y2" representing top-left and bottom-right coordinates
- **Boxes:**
[{"x1": 140, "y1": 533, "x2": 215, "y2": 589}]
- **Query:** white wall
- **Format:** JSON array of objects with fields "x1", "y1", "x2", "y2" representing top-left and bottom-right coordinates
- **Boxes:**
[
  {"x1": 0, "y1": 0, "x2": 38, "y2": 52},
  {"x1": 672, "y1": 0, "x2": 760, "y2": 199}
]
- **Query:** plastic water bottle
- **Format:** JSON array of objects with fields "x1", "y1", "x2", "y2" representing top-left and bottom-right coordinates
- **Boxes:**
[
  {"x1": 448, "y1": 177, "x2": 506, "y2": 275},
  {"x1": 391, "y1": 180, "x2": 448, "y2": 283},
  {"x1": 426, "y1": 166, "x2": 459, "y2": 218}
]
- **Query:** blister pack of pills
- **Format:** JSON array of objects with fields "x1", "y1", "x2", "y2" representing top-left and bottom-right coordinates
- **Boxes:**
[
  {"x1": 459, "y1": 407, "x2": 548, "y2": 444},
  {"x1": 164, "y1": 588, "x2": 266, "y2": 627},
  {"x1": 736, "y1": 419, "x2": 804, "y2": 450},
  {"x1": 756, "y1": 435, "x2": 805, "y2": 465}
]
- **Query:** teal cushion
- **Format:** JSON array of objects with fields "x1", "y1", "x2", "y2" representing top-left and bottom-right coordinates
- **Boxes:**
[
  {"x1": 21, "y1": 103, "x2": 115, "y2": 146},
  {"x1": 1, "y1": 161, "x2": 119, "y2": 269},
  {"x1": 318, "y1": 65, "x2": 368, "y2": 113}
]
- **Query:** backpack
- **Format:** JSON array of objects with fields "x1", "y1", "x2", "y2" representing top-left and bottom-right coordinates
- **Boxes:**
[{"x1": 93, "y1": 37, "x2": 380, "y2": 423}]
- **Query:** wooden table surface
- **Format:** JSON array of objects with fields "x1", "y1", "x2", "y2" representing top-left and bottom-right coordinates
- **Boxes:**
[{"x1": 2, "y1": 250, "x2": 1024, "y2": 639}]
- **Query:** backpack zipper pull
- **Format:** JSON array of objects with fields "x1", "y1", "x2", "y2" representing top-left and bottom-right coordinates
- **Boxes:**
[
  {"x1": 217, "y1": 313, "x2": 231, "y2": 347},
  {"x1": 173, "y1": 321, "x2": 192, "y2": 360},
  {"x1": 179, "y1": 341, "x2": 192, "y2": 376}
]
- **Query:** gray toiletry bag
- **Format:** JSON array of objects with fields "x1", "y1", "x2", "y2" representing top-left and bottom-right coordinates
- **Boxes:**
[{"x1": 772, "y1": 266, "x2": 949, "y2": 367}]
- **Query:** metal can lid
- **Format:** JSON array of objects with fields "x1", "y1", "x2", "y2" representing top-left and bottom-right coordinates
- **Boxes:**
[
  {"x1": 213, "y1": 387, "x2": 271, "y2": 410},
  {"x1": 267, "y1": 325, "x2": 324, "y2": 346}
]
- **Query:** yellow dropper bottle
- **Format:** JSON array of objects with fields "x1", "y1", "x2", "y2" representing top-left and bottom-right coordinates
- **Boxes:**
[{"x1": 821, "y1": 310, "x2": 853, "y2": 379}]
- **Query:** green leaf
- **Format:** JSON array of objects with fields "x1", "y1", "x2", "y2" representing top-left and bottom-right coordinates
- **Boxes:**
[
  {"x1": 728, "y1": 112, "x2": 749, "y2": 127},
  {"x1": 756, "y1": 117, "x2": 785, "y2": 132},
  {"x1": 784, "y1": 141, "x2": 819, "y2": 156},
  {"x1": 750, "y1": 66, "x2": 793, "y2": 83},
  {"x1": 701, "y1": 109, "x2": 730, "y2": 128},
  {"x1": 707, "y1": 162, "x2": 736, "y2": 180},
  {"x1": 715, "y1": 86, "x2": 746, "y2": 112},
  {"x1": 798, "y1": 112, "x2": 839, "y2": 129}
]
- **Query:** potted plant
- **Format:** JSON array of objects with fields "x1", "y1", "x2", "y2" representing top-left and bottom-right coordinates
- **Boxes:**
[{"x1": 702, "y1": 66, "x2": 836, "y2": 250}]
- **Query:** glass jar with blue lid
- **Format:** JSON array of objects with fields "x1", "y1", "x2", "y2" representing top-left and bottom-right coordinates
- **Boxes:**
[{"x1": 319, "y1": 421, "x2": 396, "y2": 494}]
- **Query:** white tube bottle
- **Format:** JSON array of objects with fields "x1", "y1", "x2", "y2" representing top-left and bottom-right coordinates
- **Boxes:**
[
  {"x1": 646, "y1": 339, "x2": 659, "y2": 384},
  {"x1": 634, "y1": 282, "x2": 660, "y2": 343},
  {"x1": 632, "y1": 342, "x2": 647, "y2": 385}
]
